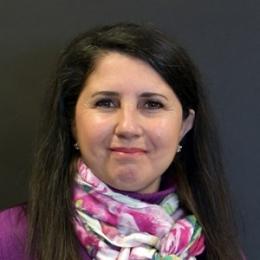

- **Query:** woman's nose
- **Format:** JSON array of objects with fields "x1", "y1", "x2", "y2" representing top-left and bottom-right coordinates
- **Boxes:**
[{"x1": 114, "y1": 106, "x2": 143, "y2": 139}]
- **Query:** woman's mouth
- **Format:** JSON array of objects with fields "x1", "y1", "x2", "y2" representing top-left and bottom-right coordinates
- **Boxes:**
[{"x1": 109, "y1": 147, "x2": 147, "y2": 154}]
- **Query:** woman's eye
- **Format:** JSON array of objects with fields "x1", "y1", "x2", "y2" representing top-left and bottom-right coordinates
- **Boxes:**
[
  {"x1": 95, "y1": 98, "x2": 118, "y2": 108},
  {"x1": 143, "y1": 100, "x2": 164, "y2": 110}
]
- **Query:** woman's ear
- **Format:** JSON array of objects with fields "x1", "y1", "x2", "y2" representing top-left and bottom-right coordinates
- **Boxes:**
[{"x1": 180, "y1": 109, "x2": 195, "y2": 140}]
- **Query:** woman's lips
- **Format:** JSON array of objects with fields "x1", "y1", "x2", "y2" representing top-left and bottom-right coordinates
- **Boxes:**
[{"x1": 109, "y1": 147, "x2": 147, "y2": 154}]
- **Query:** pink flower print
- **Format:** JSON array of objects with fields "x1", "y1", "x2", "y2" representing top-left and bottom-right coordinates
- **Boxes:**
[
  {"x1": 118, "y1": 212, "x2": 139, "y2": 235},
  {"x1": 188, "y1": 234, "x2": 205, "y2": 256},
  {"x1": 130, "y1": 210, "x2": 171, "y2": 236},
  {"x1": 74, "y1": 220, "x2": 99, "y2": 248},
  {"x1": 101, "y1": 222, "x2": 119, "y2": 240},
  {"x1": 159, "y1": 218, "x2": 193, "y2": 255}
]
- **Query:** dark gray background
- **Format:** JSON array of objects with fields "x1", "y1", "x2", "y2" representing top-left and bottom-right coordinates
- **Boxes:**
[{"x1": 0, "y1": 0, "x2": 259, "y2": 259}]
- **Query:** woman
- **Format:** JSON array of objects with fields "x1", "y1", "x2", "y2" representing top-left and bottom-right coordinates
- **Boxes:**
[{"x1": 0, "y1": 23, "x2": 243, "y2": 259}]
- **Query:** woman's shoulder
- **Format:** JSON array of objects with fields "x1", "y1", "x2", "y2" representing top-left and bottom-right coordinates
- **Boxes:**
[
  {"x1": 0, "y1": 204, "x2": 28, "y2": 236},
  {"x1": 0, "y1": 204, "x2": 29, "y2": 260}
]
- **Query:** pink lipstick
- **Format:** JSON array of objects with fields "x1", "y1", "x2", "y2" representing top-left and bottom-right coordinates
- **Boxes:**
[{"x1": 110, "y1": 147, "x2": 146, "y2": 154}]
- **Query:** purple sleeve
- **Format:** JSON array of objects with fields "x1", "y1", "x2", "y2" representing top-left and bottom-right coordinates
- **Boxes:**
[
  {"x1": 0, "y1": 205, "x2": 30, "y2": 260},
  {"x1": 0, "y1": 205, "x2": 92, "y2": 260}
]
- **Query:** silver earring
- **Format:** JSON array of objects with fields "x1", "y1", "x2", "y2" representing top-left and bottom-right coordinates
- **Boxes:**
[
  {"x1": 177, "y1": 145, "x2": 182, "y2": 153},
  {"x1": 74, "y1": 142, "x2": 80, "y2": 150}
]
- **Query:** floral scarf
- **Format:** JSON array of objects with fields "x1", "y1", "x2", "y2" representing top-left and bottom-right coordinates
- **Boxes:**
[{"x1": 73, "y1": 159, "x2": 205, "y2": 259}]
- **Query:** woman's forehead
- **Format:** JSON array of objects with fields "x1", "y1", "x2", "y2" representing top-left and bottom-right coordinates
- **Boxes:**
[{"x1": 82, "y1": 52, "x2": 175, "y2": 95}]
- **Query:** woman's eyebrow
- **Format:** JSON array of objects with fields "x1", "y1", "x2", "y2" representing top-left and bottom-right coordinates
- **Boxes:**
[
  {"x1": 91, "y1": 91, "x2": 119, "y2": 97},
  {"x1": 140, "y1": 92, "x2": 168, "y2": 101},
  {"x1": 91, "y1": 91, "x2": 168, "y2": 100}
]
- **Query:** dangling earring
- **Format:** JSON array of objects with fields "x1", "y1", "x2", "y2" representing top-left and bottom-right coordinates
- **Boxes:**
[
  {"x1": 177, "y1": 144, "x2": 182, "y2": 153},
  {"x1": 74, "y1": 142, "x2": 80, "y2": 150}
]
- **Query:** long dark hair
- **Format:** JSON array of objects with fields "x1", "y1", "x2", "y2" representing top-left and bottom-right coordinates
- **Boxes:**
[{"x1": 28, "y1": 23, "x2": 242, "y2": 259}]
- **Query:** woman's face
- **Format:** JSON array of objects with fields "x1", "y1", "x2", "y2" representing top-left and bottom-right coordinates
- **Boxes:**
[{"x1": 73, "y1": 52, "x2": 194, "y2": 193}]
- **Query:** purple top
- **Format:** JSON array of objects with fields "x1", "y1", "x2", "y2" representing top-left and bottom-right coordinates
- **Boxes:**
[{"x1": 0, "y1": 188, "x2": 176, "y2": 260}]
